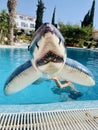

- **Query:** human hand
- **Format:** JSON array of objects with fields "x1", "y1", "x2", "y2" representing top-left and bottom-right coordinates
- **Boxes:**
[{"x1": 52, "y1": 77, "x2": 59, "y2": 81}]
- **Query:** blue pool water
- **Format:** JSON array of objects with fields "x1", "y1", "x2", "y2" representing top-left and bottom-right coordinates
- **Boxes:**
[{"x1": 0, "y1": 47, "x2": 98, "y2": 104}]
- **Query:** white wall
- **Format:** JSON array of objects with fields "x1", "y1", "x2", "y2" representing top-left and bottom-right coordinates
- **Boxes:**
[{"x1": 15, "y1": 14, "x2": 36, "y2": 32}]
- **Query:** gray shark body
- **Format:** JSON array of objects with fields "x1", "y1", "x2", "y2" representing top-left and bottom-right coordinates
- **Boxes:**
[{"x1": 4, "y1": 23, "x2": 95, "y2": 95}]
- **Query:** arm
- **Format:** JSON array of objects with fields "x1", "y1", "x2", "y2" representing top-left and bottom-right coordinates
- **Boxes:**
[
  {"x1": 52, "y1": 77, "x2": 70, "y2": 89},
  {"x1": 52, "y1": 77, "x2": 78, "y2": 91}
]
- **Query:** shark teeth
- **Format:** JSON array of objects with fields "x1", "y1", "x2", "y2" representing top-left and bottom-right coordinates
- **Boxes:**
[{"x1": 36, "y1": 51, "x2": 64, "y2": 66}]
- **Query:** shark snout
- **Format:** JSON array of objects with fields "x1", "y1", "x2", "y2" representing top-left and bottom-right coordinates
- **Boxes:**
[{"x1": 42, "y1": 23, "x2": 54, "y2": 34}]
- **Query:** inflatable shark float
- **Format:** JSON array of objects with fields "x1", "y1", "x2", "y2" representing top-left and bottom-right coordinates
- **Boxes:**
[{"x1": 4, "y1": 23, "x2": 95, "y2": 95}]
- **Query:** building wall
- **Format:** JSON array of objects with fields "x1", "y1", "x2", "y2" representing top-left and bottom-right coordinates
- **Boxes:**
[
  {"x1": 15, "y1": 14, "x2": 36, "y2": 33},
  {"x1": 92, "y1": 30, "x2": 98, "y2": 41}
]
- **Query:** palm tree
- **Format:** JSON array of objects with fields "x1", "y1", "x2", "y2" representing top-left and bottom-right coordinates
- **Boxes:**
[{"x1": 7, "y1": 0, "x2": 17, "y2": 45}]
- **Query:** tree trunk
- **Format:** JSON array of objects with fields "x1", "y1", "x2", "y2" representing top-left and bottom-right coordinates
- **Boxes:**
[
  {"x1": 7, "y1": 0, "x2": 17, "y2": 45},
  {"x1": 8, "y1": 17, "x2": 14, "y2": 45}
]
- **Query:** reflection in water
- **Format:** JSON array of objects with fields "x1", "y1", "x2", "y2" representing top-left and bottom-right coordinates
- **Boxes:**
[{"x1": 51, "y1": 80, "x2": 83, "y2": 102}]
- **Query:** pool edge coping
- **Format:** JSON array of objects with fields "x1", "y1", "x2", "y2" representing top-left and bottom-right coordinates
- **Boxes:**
[{"x1": 0, "y1": 100, "x2": 98, "y2": 113}]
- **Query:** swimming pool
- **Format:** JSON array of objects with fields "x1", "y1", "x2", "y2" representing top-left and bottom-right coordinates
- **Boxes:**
[{"x1": 0, "y1": 47, "x2": 98, "y2": 105}]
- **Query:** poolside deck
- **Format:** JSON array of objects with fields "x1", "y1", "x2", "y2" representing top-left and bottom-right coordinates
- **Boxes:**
[
  {"x1": 0, "y1": 100, "x2": 98, "y2": 130},
  {"x1": 0, "y1": 108, "x2": 98, "y2": 130}
]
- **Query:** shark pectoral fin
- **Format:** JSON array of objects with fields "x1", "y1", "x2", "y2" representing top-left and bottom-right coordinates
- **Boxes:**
[
  {"x1": 4, "y1": 60, "x2": 41, "y2": 95},
  {"x1": 59, "y1": 58, "x2": 95, "y2": 86}
]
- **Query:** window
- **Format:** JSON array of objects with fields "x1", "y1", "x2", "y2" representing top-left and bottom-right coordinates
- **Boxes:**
[
  {"x1": 19, "y1": 16, "x2": 24, "y2": 20},
  {"x1": 19, "y1": 15, "x2": 26, "y2": 20},
  {"x1": 28, "y1": 17, "x2": 33, "y2": 21},
  {"x1": 21, "y1": 22, "x2": 28, "y2": 27},
  {"x1": 30, "y1": 23, "x2": 35, "y2": 28},
  {"x1": 25, "y1": 23, "x2": 28, "y2": 27},
  {"x1": 21, "y1": 22, "x2": 25, "y2": 27}
]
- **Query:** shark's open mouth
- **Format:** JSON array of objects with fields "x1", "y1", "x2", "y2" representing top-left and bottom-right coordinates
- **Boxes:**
[{"x1": 36, "y1": 51, "x2": 64, "y2": 66}]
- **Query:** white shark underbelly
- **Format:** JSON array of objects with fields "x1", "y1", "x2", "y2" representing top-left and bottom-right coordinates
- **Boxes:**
[{"x1": 59, "y1": 58, "x2": 95, "y2": 86}]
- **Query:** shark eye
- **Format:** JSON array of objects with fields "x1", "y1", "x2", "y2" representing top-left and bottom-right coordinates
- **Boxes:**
[
  {"x1": 28, "y1": 45, "x2": 30, "y2": 51},
  {"x1": 36, "y1": 43, "x2": 39, "y2": 49},
  {"x1": 58, "y1": 38, "x2": 61, "y2": 45}
]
